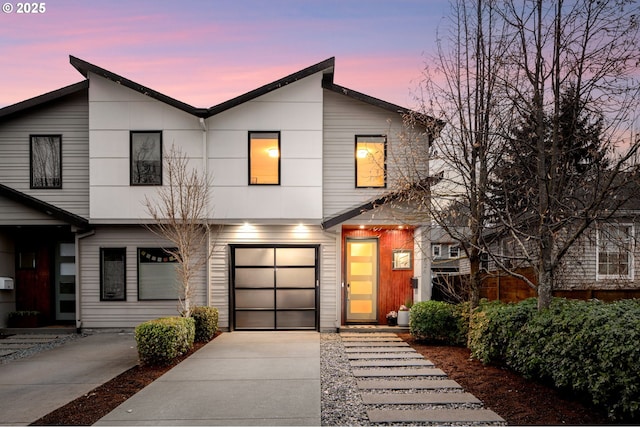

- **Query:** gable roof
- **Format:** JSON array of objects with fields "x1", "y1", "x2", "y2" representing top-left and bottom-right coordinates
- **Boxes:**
[
  {"x1": 70, "y1": 55, "x2": 336, "y2": 118},
  {"x1": 0, "y1": 183, "x2": 90, "y2": 229},
  {"x1": 0, "y1": 81, "x2": 88, "y2": 121}
]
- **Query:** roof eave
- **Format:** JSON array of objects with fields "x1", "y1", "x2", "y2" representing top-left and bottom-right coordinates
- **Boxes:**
[
  {"x1": 0, "y1": 81, "x2": 88, "y2": 121},
  {"x1": 0, "y1": 183, "x2": 90, "y2": 229}
]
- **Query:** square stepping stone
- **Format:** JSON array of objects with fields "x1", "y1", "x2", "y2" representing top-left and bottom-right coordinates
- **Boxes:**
[
  {"x1": 350, "y1": 359, "x2": 434, "y2": 367},
  {"x1": 0, "y1": 349, "x2": 17, "y2": 356},
  {"x1": 352, "y1": 367, "x2": 446, "y2": 377},
  {"x1": 341, "y1": 337, "x2": 403, "y2": 342},
  {"x1": 357, "y1": 379, "x2": 462, "y2": 390},
  {"x1": 367, "y1": 408, "x2": 505, "y2": 423},
  {"x1": 361, "y1": 392, "x2": 482, "y2": 405}
]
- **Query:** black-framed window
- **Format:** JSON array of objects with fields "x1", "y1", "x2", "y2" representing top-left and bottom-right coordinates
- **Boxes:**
[
  {"x1": 30, "y1": 135, "x2": 62, "y2": 189},
  {"x1": 248, "y1": 131, "x2": 280, "y2": 185},
  {"x1": 137, "y1": 247, "x2": 181, "y2": 300},
  {"x1": 130, "y1": 131, "x2": 162, "y2": 185},
  {"x1": 100, "y1": 248, "x2": 126, "y2": 301},
  {"x1": 355, "y1": 135, "x2": 386, "y2": 188}
]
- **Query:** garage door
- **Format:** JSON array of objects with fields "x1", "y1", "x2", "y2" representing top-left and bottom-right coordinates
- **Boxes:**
[{"x1": 231, "y1": 245, "x2": 319, "y2": 330}]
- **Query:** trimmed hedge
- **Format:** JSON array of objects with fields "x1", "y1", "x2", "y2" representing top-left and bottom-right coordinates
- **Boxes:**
[
  {"x1": 409, "y1": 300, "x2": 469, "y2": 345},
  {"x1": 135, "y1": 316, "x2": 195, "y2": 365},
  {"x1": 191, "y1": 306, "x2": 219, "y2": 342},
  {"x1": 468, "y1": 298, "x2": 640, "y2": 421}
]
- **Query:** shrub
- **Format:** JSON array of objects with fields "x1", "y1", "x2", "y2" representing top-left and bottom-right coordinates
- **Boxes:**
[
  {"x1": 410, "y1": 300, "x2": 467, "y2": 345},
  {"x1": 468, "y1": 298, "x2": 538, "y2": 365},
  {"x1": 135, "y1": 316, "x2": 195, "y2": 365},
  {"x1": 191, "y1": 306, "x2": 219, "y2": 342}
]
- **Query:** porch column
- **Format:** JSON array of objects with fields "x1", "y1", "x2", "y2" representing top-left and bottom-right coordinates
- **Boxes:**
[{"x1": 414, "y1": 226, "x2": 432, "y2": 302}]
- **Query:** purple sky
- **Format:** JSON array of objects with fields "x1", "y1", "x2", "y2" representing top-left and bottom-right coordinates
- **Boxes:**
[{"x1": 0, "y1": 0, "x2": 450, "y2": 109}]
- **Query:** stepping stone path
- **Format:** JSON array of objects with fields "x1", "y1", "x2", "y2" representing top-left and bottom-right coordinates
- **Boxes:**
[
  {"x1": 0, "y1": 334, "x2": 64, "y2": 358},
  {"x1": 340, "y1": 332, "x2": 505, "y2": 425}
]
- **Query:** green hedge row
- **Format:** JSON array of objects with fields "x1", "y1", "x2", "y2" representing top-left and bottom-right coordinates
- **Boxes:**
[
  {"x1": 409, "y1": 300, "x2": 469, "y2": 345},
  {"x1": 467, "y1": 298, "x2": 640, "y2": 421},
  {"x1": 135, "y1": 306, "x2": 219, "y2": 365}
]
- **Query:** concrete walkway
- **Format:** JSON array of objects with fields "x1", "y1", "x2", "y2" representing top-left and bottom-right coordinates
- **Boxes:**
[
  {"x1": 0, "y1": 332, "x2": 138, "y2": 426},
  {"x1": 96, "y1": 331, "x2": 321, "y2": 426}
]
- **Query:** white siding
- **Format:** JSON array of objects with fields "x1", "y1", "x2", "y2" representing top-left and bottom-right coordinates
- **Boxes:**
[
  {"x1": 88, "y1": 74, "x2": 203, "y2": 221},
  {"x1": 79, "y1": 224, "x2": 340, "y2": 331},
  {"x1": 207, "y1": 74, "x2": 324, "y2": 221},
  {"x1": 78, "y1": 226, "x2": 207, "y2": 328},
  {"x1": 210, "y1": 224, "x2": 339, "y2": 331},
  {"x1": 322, "y1": 89, "x2": 419, "y2": 218},
  {"x1": 0, "y1": 91, "x2": 89, "y2": 218}
]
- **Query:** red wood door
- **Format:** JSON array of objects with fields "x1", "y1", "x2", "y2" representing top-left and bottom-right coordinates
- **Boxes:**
[{"x1": 15, "y1": 243, "x2": 52, "y2": 322}]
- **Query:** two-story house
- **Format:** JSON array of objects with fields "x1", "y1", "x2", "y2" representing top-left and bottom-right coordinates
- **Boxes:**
[{"x1": 0, "y1": 56, "x2": 434, "y2": 331}]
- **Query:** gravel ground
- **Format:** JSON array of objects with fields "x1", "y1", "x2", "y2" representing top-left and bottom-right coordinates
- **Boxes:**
[{"x1": 0, "y1": 333, "x2": 84, "y2": 364}]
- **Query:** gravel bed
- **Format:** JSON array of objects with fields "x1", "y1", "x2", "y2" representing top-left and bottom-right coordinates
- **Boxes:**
[{"x1": 0, "y1": 333, "x2": 84, "y2": 364}]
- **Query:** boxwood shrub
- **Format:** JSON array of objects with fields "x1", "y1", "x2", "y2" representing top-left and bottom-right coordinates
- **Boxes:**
[
  {"x1": 191, "y1": 306, "x2": 219, "y2": 342},
  {"x1": 409, "y1": 300, "x2": 468, "y2": 345},
  {"x1": 469, "y1": 297, "x2": 640, "y2": 421},
  {"x1": 135, "y1": 316, "x2": 195, "y2": 365}
]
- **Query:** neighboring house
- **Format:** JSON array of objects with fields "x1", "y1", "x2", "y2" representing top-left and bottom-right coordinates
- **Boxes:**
[
  {"x1": 0, "y1": 56, "x2": 435, "y2": 331},
  {"x1": 429, "y1": 226, "x2": 470, "y2": 302}
]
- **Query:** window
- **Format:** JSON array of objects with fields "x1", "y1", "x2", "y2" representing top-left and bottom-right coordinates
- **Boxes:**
[
  {"x1": 432, "y1": 245, "x2": 441, "y2": 258},
  {"x1": 249, "y1": 131, "x2": 280, "y2": 185},
  {"x1": 30, "y1": 135, "x2": 61, "y2": 188},
  {"x1": 355, "y1": 135, "x2": 386, "y2": 188},
  {"x1": 100, "y1": 248, "x2": 126, "y2": 301},
  {"x1": 597, "y1": 224, "x2": 633, "y2": 279},
  {"x1": 137, "y1": 247, "x2": 181, "y2": 300},
  {"x1": 449, "y1": 246, "x2": 460, "y2": 258},
  {"x1": 130, "y1": 131, "x2": 162, "y2": 185}
]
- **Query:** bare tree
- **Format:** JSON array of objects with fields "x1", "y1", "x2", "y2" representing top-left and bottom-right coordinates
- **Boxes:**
[
  {"x1": 392, "y1": 0, "x2": 514, "y2": 307},
  {"x1": 144, "y1": 144, "x2": 212, "y2": 317},
  {"x1": 492, "y1": 0, "x2": 640, "y2": 309}
]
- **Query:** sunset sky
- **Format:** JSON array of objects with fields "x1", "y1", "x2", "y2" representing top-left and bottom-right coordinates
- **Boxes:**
[{"x1": 0, "y1": 0, "x2": 451, "y2": 109}]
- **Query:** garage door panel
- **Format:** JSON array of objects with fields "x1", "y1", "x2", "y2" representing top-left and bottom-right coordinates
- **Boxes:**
[
  {"x1": 232, "y1": 245, "x2": 318, "y2": 331},
  {"x1": 236, "y1": 311, "x2": 275, "y2": 329},
  {"x1": 235, "y1": 289, "x2": 274, "y2": 309}
]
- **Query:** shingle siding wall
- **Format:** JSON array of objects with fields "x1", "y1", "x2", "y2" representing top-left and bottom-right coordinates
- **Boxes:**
[{"x1": 0, "y1": 91, "x2": 89, "y2": 219}]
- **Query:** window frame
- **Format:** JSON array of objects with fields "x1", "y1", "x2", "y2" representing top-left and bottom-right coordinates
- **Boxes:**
[
  {"x1": 596, "y1": 223, "x2": 634, "y2": 280},
  {"x1": 30, "y1": 134, "x2": 62, "y2": 189},
  {"x1": 355, "y1": 134, "x2": 387, "y2": 188},
  {"x1": 432, "y1": 245, "x2": 441, "y2": 258},
  {"x1": 100, "y1": 247, "x2": 127, "y2": 301},
  {"x1": 248, "y1": 131, "x2": 281, "y2": 186},
  {"x1": 137, "y1": 247, "x2": 181, "y2": 301},
  {"x1": 449, "y1": 246, "x2": 460, "y2": 258},
  {"x1": 130, "y1": 131, "x2": 163, "y2": 186}
]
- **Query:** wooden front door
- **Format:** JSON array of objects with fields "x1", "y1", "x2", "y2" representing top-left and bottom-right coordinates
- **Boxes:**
[
  {"x1": 346, "y1": 238, "x2": 378, "y2": 322},
  {"x1": 15, "y1": 243, "x2": 52, "y2": 321}
]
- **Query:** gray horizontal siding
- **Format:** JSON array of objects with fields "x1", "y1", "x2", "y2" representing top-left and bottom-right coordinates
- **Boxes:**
[
  {"x1": 0, "y1": 91, "x2": 89, "y2": 218},
  {"x1": 0, "y1": 196, "x2": 67, "y2": 225}
]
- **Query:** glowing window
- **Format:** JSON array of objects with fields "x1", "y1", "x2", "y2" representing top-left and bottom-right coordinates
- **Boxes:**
[
  {"x1": 355, "y1": 135, "x2": 386, "y2": 188},
  {"x1": 249, "y1": 131, "x2": 280, "y2": 185}
]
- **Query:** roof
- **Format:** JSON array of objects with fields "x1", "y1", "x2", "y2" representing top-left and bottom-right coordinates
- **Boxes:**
[
  {"x1": 70, "y1": 55, "x2": 336, "y2": 119},
  {"x1": 0, "y1": 183, "x2": 90, "y2": 229},
  {"x1": 0, "y1": 81, "x2": 88, "y2": 121}
]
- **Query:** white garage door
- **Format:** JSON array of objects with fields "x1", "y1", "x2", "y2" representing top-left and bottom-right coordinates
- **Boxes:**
[{"x1": 231, "y1": 245, "x2": 319, "y2": 330}]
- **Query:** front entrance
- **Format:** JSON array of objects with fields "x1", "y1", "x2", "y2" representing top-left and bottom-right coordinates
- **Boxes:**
[
  {"x1": 230, "y1": 244, "x2": 319, "y2": 330},
  {"x1": 346, "y1": 238, "x2": 378, "y2": 322}
]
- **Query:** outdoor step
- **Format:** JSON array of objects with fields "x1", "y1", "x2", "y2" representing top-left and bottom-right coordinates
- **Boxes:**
[
  {"x1": 361, "y1": 392, "x2": 481, "y2": 405},
  {"x1": 344, "y1": 347, "x2": 416, "y2": 353},
  {"x1": 352, "y1": 367, "x2": 446, "y2": 377},
  {"x1": 0, "y1": 349, "x2": 17, "y2": 356},
  {"x1": 340, "y1": 332, "x2": 399, "y2": 337},
  {"x1": 350, "y1": 359, "x2": 434, "y2": 367},
  {"x1": 367, "y1": 408, "x2": 505, "y2": 424},
  {"x1": 0, "y1": 343, "x2": 35, "y2": 349},
  {"x1": 357, "y1": 379, "x2": 462, "y2": 390},
  {"x1": 341, "y1": 337, "x2": 403, "y2": 342},
  {"x1": 343, "y1": 341, "x2": 409, "y2": 347},
  {"x1": 347, "y1": 352, "x2": 423, "y2": 360}
]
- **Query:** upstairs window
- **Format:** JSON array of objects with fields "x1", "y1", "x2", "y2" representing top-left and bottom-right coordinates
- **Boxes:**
[
  {"x1": 432, "y1": 245, "x2": 441, "y2": 258},
  {"x1": 249, "y1": 131, "x2": 280, "y2": 185},
  {"x1": 30, "y1": 135, "x2": 62, "y2": 189},
  {"x1": 597, "y1": 223, "x2": 633, "y2": 279},
  {"x1": 449, "y1": 246, "x2": 460, "y2": 258},
  {"x1": 355, "y1": 135, "x2": 386, "y2": 188},
  {"x1": 131, "y1": 131, "x2": 162, "y2": 185}
]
